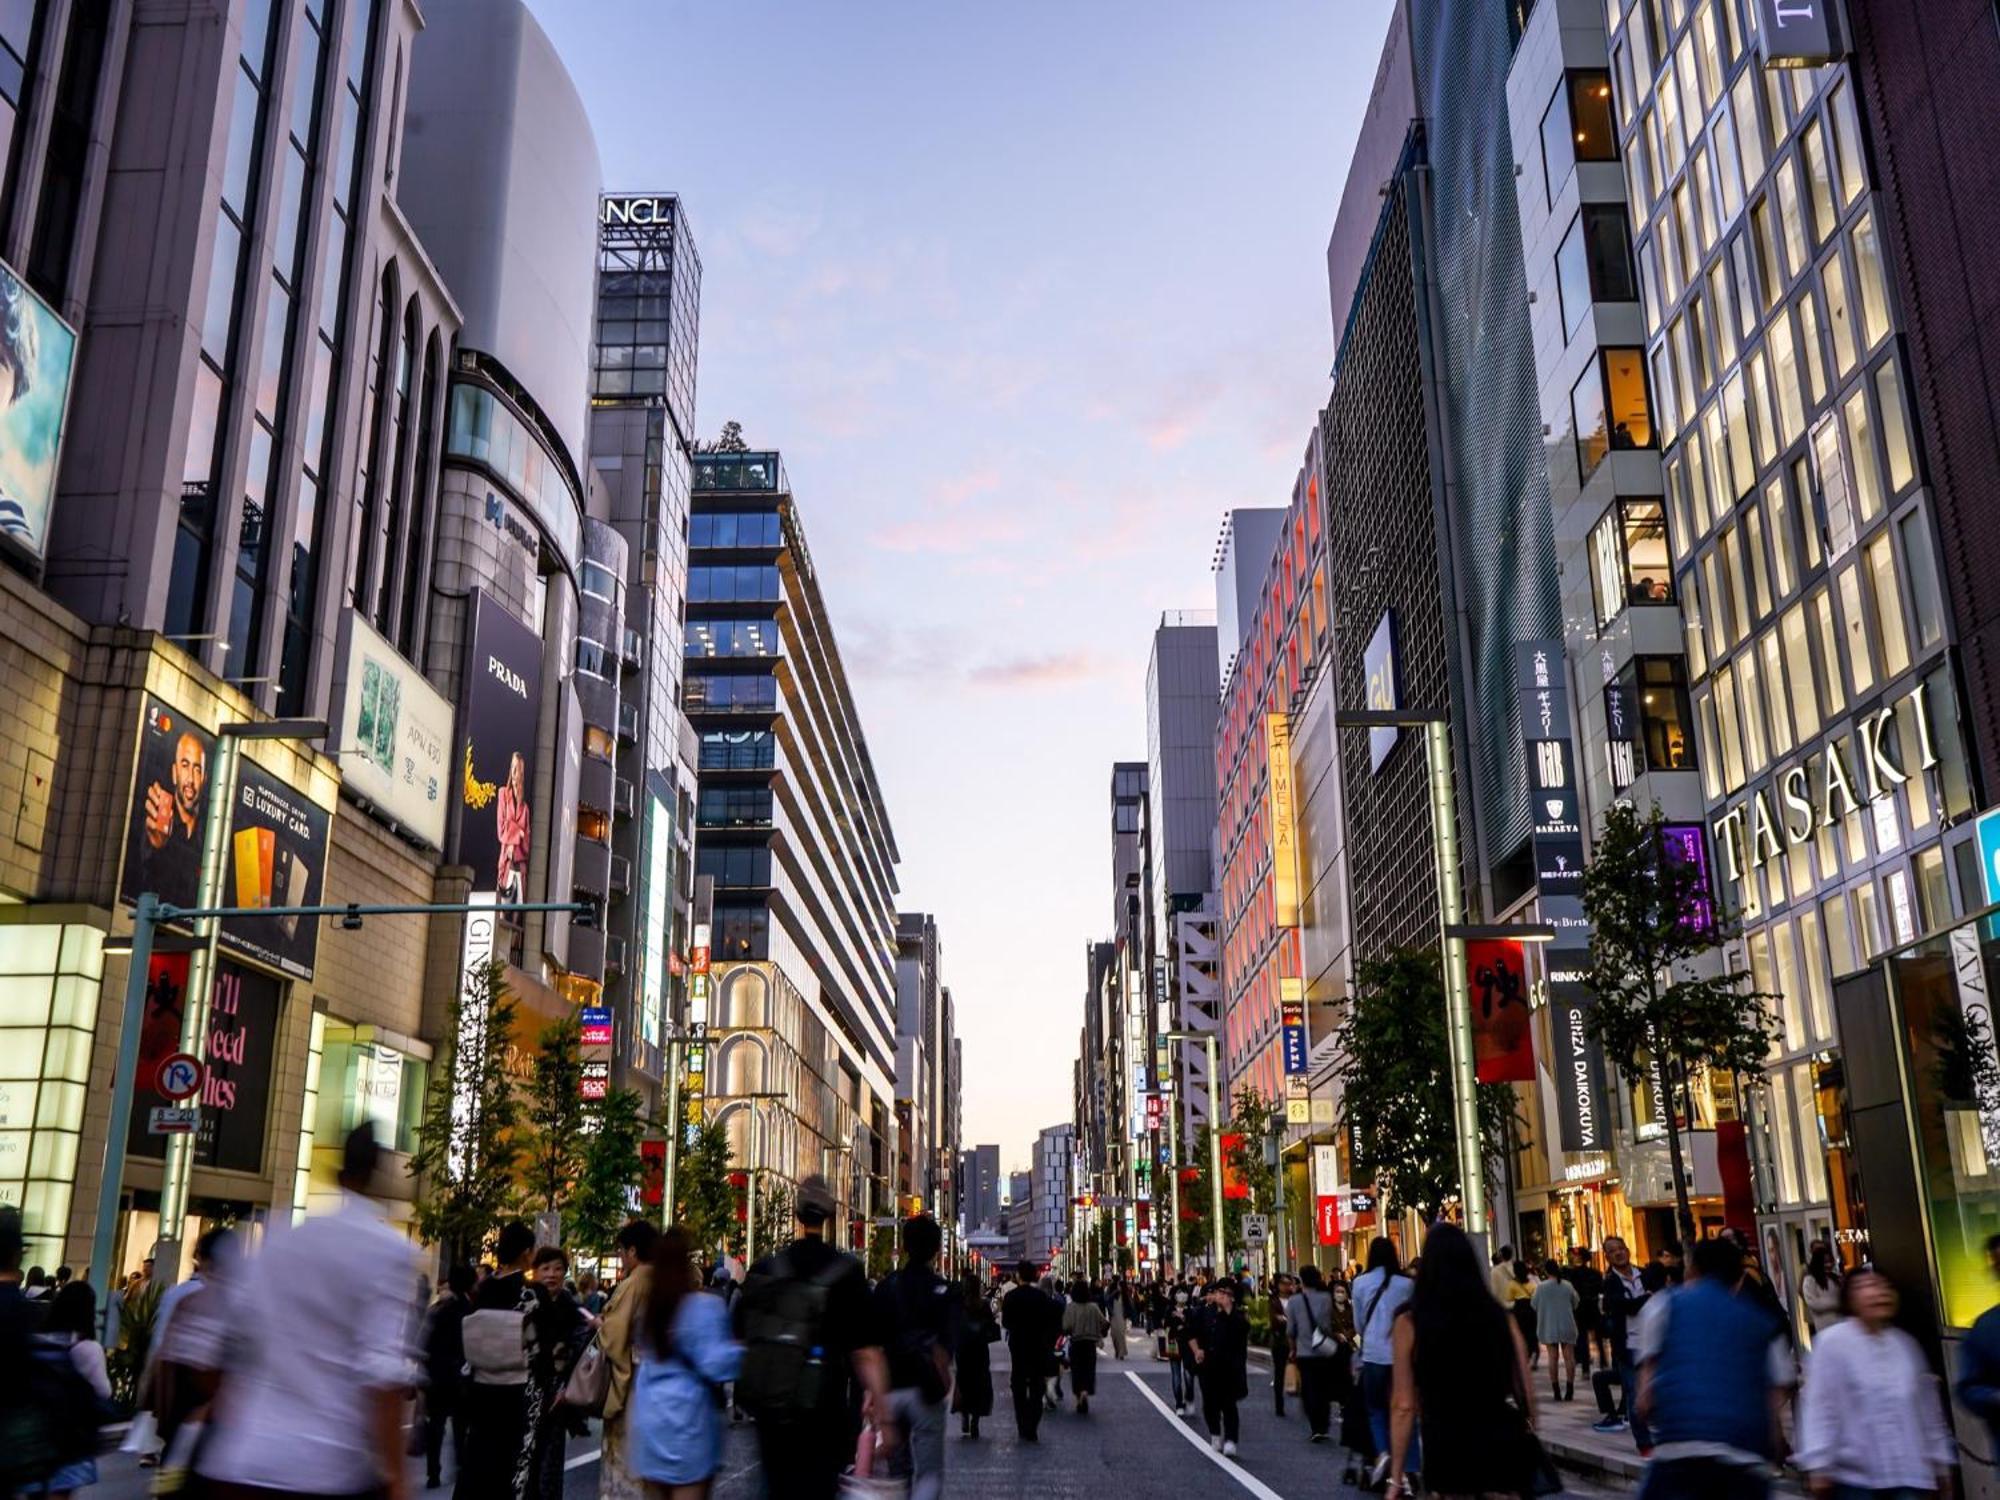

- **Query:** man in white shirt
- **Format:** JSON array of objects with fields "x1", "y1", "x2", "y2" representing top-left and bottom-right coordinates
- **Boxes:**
[{"x1": 197, "y1": 1121, "x2": 420, "y2": 1500}]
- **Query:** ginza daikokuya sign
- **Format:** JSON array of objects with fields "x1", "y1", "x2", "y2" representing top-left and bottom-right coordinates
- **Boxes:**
[{"x1": 1711, "y1": 682, "x2": 1939, "y2": 883}]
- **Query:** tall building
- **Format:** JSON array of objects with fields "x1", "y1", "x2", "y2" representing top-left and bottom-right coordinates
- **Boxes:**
[
  {"x1": 1212, "y1": 509, "x2": 1287, "y2": 691},
  {"x1": 687, "y1": 447, "x2": 900, "y2": 1244},
  {"x1": 1029, "y1": 1122, "x2": 1074, "y2": 1266},
  {"x1": 585, "y1": 192, "x2": 703, "y2": 1108},
  {"x1": 893, "y1": 910, "x2": 961, "y2": 1244},
  {"x1": 959, "y1": 1141, "x2": 1001, "y2": 1233}
]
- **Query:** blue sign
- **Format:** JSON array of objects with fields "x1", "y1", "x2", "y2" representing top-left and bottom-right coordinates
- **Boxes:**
[
  {"x1": 1282, "y1": 1024, "x2": 1309, "y2": 1074},
  {"x1": 1365, "y1": 611, "x2": 1399, "y2": 772},
  {"x1": 1977, "y1": 808, "x2": 2000, "y2": 938},
  {"x1": 580, "y1": 1006, "x2": 613, "y2": 1046}
]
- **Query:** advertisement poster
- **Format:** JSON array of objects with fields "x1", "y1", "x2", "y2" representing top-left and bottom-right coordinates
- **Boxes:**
[
  {"x1": 221, "y1": 761, "x2": 330, "y2": 980},
  {"x1": 1467, "y1": 938, "x2": 1536, "y2": 1084},
  {"x1": 339, "y1": 614, "x2": 453, "y2": 848},
  {"x1": 1364, "y1": 610, "x2": 1400, "y2": 771},
  {"x1": 455, "y1": 592, "x2": 544, "y2": 902},
  {"x1": 0, "y1": 258, "x2": 77, "y2": 559},
  {"x1": 1548, "y1": 946, "x2": 1608, "y2": 1152},
  {"x1": 120, "y1": 696, "x2": 215, "y2": 912},
  {"x1": 129, "y1": 956, "x2": 280, "y2": 1174}
]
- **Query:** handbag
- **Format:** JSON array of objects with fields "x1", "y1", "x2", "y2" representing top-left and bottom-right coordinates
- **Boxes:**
[{"x1": 561, "y1": 1335, "x2": 610, "y2": 1414}]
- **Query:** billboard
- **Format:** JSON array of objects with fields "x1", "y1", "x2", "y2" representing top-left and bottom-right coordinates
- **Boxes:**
[
  {"x1": 223, "y1": 760, "x2": 331, "y2": 980},
  {"x1": 1364, "y1": 610, "x2": 1399, "y2": 771},
  {"x1": 120, "y1": 696, "x2": 215, "y2": 912},
  {"x1": 1754, "y1": 0, "x2": 1846, "y2": 67},
  {"x1": 129, "y1": 955, "x2": 281, "y2": 1174},
  {"x1": 1548, "y1": 946, "x2": 1608, "y2": 1153},
  {"x1": 337, "y1": 613, "x2": 453, "y2": 848},
  {"x1": 1265, "y1": 714, "x2": 1299, "y2": 927},
  {"x1": 455, "y1": 592, "x2": 544, "y2": 900},
  {"x1": 0, "y1": 258, "x2": 77, "y2": 559},
  {"x1": 1468, "y1": 938, "x2": 1535, "y2": 1083}
]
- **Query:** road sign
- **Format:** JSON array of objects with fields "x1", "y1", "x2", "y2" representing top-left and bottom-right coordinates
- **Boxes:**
[
  {"x1": 155, "y1": 1052, "x2": 205, "y2": 1103},
  {"x1": 149, "y1": 1106, "x2": 198, "y2": 1134},
  {"x1": 1242, "y1": 1213, "x2": 1269, "y2": 1249}
]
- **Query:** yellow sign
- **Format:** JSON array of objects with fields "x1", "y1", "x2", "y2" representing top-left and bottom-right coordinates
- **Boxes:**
[{"x1": 1266, "y1": 715, "x2": 1300, "y2": 928}]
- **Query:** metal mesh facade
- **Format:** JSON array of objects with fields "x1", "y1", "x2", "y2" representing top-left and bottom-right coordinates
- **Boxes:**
[{"x1": 1409, "y1": 0, "x2": 1564, "y2": 872}]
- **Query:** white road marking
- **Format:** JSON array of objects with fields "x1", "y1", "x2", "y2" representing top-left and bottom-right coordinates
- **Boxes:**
[
  {"x1": 564, "y1": 1448, "x2": 602, "y2": 1471},
  {"x1": 1124, "y1": 1371, "x2": 1288, "y2": 1500}
]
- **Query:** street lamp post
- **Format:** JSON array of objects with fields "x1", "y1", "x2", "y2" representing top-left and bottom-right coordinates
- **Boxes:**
[{"x1": 1162, "y1": 1028, "x2": 1224, "y2": 1274}]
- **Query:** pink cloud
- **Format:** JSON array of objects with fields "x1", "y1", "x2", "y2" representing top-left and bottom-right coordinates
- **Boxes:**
[
  {"x1": 967, "y1": 650, "x2": 1103, "y2": 688},
  {"x1": 870, "y1": 508, "x2": 1026, "y2": 555}
]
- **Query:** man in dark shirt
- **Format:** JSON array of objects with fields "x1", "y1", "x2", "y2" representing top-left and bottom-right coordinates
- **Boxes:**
[
  {"x1": 457, "y1": 1221, "x2": 535, "y2": 1500},
  {"x1": 737, "y1": 1174, "x2": 891, "y2": 1500},
  {"x1": 1563, "y1": 1245, "x2": 1607, "y2": 1374},
  {"x1": 871, "y1": 1215, "x2": 956, "y2": 1500},
  {"x1": 1000, "y1": 1261, "x2": 1058, "y2": 1442},
  {"x1": 423, "y1": 1262, "x2": 475, "y2": 1490},
  {"x1": 135, "y1": 730, "x2": 208, "y2": 906}
]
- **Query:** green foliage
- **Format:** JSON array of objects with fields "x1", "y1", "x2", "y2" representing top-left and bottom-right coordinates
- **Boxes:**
[
  {"x1": 867, "y1": 1223, "x2": 897, "y2": 1279},
  {"x1": 524, "y1": 1012, "x2": 587, "y2": 1215},
  {"x1": 750, "y1": 1169, "x2": 794, "y2": 1260},
  {"x1": 1582, "y1": 801, "x2": 1779, "y2": 1234},
  {"x1": 106, "y1": 1281, "x2": 161, "y2": 1410},
  {"x1": 409, "y1": 960, "x2": 525, "y2": 1262},
  {"x1": 569, "y1": 1087, "x2": 647, "y2": 1257},
  {"x1": 713, "y1": 419, "x2": 748, "y2": 453},
  {"x1": 1332, "y1": 949, "x2": 1519, "y2": 1219},
  {"x1": 672, "y1": 1117, "x2": 738, "y2": 1258}
]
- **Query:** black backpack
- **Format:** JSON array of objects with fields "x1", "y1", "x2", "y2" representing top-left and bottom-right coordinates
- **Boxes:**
[
  {"x1": 734, "y1": 1250, "x2": 854, "y2": 1421},
  {"x1": 885, "y1": 1271, "x2": 951, "y2": 1404},
  {"x1": 2, "y1": 1341, "x2": 105, "y2": 1487}
]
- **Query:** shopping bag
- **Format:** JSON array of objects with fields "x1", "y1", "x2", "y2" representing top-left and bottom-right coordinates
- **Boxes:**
[{"x1": 1284, "y1": 1360, "x2": 1301, "y2": 1395}]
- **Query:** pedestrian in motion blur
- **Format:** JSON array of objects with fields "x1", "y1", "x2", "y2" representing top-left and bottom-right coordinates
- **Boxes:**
[
  {"x1": 1388, "y1": 1222, "x2": 1538, "y2": 1500},
  {"x1": 1800, "y1": 1243, "x2": 1845, "y2": 1336},
  {"x1": 872, "y1": 1214, "x2": 956, "y2": 1500},
  {"x1": 1001, "y1": 1261, "x2": 1058, "y2": 1442},
  {"x1": 597, "y1": 1218, "x2": 658, "y2": 1500},
  {"x1": 195, "y1": 1122, "x2": 421, "y2": 1500},
  {"x1": 1795, "y1": 1268, "x2": 1953, "y2": 1499},
  {"x1": 420, "y1": 1262, "x2": 475, "y2": 1491},
  {"x1": 1187, "y1": 1277, "x2": 1249, "y2": 1457},
  {"x1": 952, "y1": 1271, "x2": 998, "y2": 1439},
  {"x1": 1533, "y1": 1258, "x2": 1581, "y2": 1402},
  {"x1": 1061, "y1": 1277, "x2": 1107, "y2": 1413},
  {"x1": 1286, "y1": 1265, "x2": 1341, "y2": 1442},
  {"x1": 28, "y1": 1280, "x2": 111, "y2": 1499},
  {"x1": 628, "y1": 1226, "x2": 742, "y2": 1500},
  {"x1": 1353, "y1": 1236, "x2": 1415, "y2": 1480},
  {"x1": 1266, "y1": 1273, "x2": 1293, "y2": 1419}
]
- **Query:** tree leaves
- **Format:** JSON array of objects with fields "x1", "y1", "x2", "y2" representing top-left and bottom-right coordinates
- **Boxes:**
[{"x1": 408, "y1": 960, "x2": 526, "y2": 1262}]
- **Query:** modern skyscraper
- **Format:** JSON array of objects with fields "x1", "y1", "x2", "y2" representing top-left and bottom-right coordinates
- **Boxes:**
[
  {"x1": 959, "y1": 1141, "x2": 1002, "y2": 1233},
  {"x1": 895, "y1": 910, "x2": 959, "y2": 1233},
  {"x1": 687, "y1": 446, "x2": 900, "y2": 1243}
]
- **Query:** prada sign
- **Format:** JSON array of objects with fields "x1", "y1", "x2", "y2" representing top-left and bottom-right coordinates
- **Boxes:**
[{"x1": 1714, "y1": 685, "x2": 1939, "y2": 883}]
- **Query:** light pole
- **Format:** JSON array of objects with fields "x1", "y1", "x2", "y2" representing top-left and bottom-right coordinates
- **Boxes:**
[
  {"x1": 1162, "y1": 1028, "x2": 1224, "y2": 1274},
  {"x1": 660, "y1": 1021, "x2": 709, "y2": 1226}
]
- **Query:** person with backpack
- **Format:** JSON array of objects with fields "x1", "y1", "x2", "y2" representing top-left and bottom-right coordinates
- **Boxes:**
[
  {"x1": 458, "y1": 1219, "x2": 538, "y2": 1500},
  {"x1": 628, "y1": 1226, "x2": 742, "y2": 1499},
  {"x1": 1287, "y1": 1265, "x2": 1342, "y2": 1442},
  {"x1": 1060, "y1": 1277, "x2": 1108, "y2": 1414},
  {"x1": 25, "y1": 1280, "x2": 111, "y2": 1497},
  {"x1": 1352, "y1": 1235, "x2": 1415, "y2": 1481},
  {"x1": 871, "y1": 1215, "x2": 957, "y2": 1497},
  {"x1": 1000, "y1": 1261, "x2": 1059, "y2": 1442},
  {"x1": 733, "y1": 1174, "x2": 893, "y2": 1499},
  {"x1": 421, "y1": 1264, "x2": 475, "y2": 1491}
]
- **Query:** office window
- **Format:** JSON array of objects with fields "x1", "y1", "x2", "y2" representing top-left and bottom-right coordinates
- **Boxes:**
[
  {"x1": 712, "y1": 904, "x2": 770, "y2": 960},
  {"x1": 575, "y1": 637, "x2": 611, "y2": 679},
  {"x1": 1574, "y1": 349, "x2": 1655, "y2": 478},
  {"x1": 1875, "y1": 361, "x2": 1916, "y2": 495},
  {"x1": 581, "y1": 560, "x2": 619, "y2": 602},
  {"x1": 1556, "y1": 207, "x2": 1637, "y2": 339},
  {"x1": 698, "y1": 729, "x2": 776, "y2": 771},
  {"x1": 1828, "y1": 79, "x2": 1866, "y2": 207},
  {"x1": 1542, "y1": 70, "x2": 1618, "y2": 204},
  {"x1": 1837, "y1": 563, "x2": 1875, "y2": 696},
  {"x1": 1899, "y1": 513, "x2": 1944, "y2": 652},
  {"x1": 1760, "y1": 630, "x2": 1794, "y2": 755},
  {"x1": 1865, "y1": 533, "x2": 1910, "y2": 680},
  {"x1": 1763, "y1": 476, "x2": 1796, "y2": 601},
  {"x1": 1776, "y1": 158, "x2": 1808, "y2": 284},
  {"x1": 1766, "y1": 312, "x2": 1803, "y2": 446},
  {"x1": 1626, "y1": 655, "x2": 1697, "y2": 772},
  {"x1": 1802, "y1": 120, "x2": 1836, "y2": 246},
  {"x1": 1781, "y1": 601, "x2": 1820, "y2": 739},
  {"x1": 684, "y1": 672, "x2": 777, "y2": 713},
  {"x1": 1822, "y1": 252, "x2": 1859, "y2": 378},
  {"x1": 698, "y1": 786, "x2": 774, "y2": 828},
  {"x1": 696, "y1": 844, "x2": 772, "y2": 889},
  {"x1": 1851, "y1": 212, "x2": 1892, "y2": 351}
]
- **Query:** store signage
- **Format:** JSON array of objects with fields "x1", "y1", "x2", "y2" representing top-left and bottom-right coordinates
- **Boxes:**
[
  {"x1": 0, "y1": 257, "x2": 77, "y2": 561},
  {"x1": 601, "y1": 195, "x2": 675, "y2": 226},
  {"x1": 1314, "y1": 1194, "x2": 1341, "y2": 1245},
  {"x1": 1603, "y1": 654, "x2": 1637, "y2": 791},
  {"x1": 581, "y1": 1060, "x2": 609, "y2": 1101},
  {"x1": 1660, "y1": 823, "x2": 1716, "y2": 936},
  {"x1": 640, "y1": 1138, "x2": 666, "y2": 1206},
  {"x1": 1468, "y1": 939, "x2": 1535, "y2": 1083},
  {"x1": 454, "y1": 591, "x2": 544, "y2": 904},
  {"x1": 1548, "y1": 946, "x2": 1608, "y2": 1153},
  {"x1": 580, "y1": 1006, "x2": 613, "y2": 1046},
  {"x1": 1266, "y1": 714, "x2": 1299, "y2": 927},
  {"x1": 1712, "y1": 686, "x2": 1938, "y2": 884},
  {"x1": 120, "y1": 695, "x2": 215, "y2": 913},
  {"x1": 336, "y1": 613, "x2": 453, "y2": 848},
  {"x1": 1145, "y1": 1093, "x2": 1163, "y2": 1128},
  {"x1": 1286, "y1": 1074, "x2": 1310, "y2": 1125},
  {"x1": 1313, "y1": 1144, "x2": 1339, "y2": 1196},
  {"x1": 1281, "y1": 998, "x2": 1309, "y2": 1075},
  {"x1": 1754, "y1": 0, "x2": 1846, "y2": 68},
  {"x1": 224, "y1": 760, "x2": 331, "y2": 980},
  {"x1": 128, "y1": 957, "x2": 279, "y2": 1172},
  {"x1": 449, "y1": 892, "x2": 498, "y2": 1179},
  {"x1": 1365, "y1": 611, "x2": 1400, "y2": 771},
  {"x1": 1528, "y1": 741, "x2": 1582, "y2": 838}
]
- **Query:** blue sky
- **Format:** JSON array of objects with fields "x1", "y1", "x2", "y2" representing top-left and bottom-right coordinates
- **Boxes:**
[{"x1": 532, "y1": 0, "x2": 1395, "y2": 1171}]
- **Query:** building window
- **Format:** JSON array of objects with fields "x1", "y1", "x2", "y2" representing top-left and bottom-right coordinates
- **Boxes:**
[
  {"x1": 575, "y1": 637, "x2": 611, "y2": 679},
  {"x1": 1555, "y1": 206, "x2": 1638, "y2": 340},
  {"x1": 696, "y1": 844, "x2": 772, "y2": 888},
  {"x1": 581, "y1": 560, "x2": 620, "y2": 602},
  {"x1": 1588, "y1": 499, "x2": 1676, "y2": 628},
  {"x1": 698, "y1": 729, "x2": 776, "y2": 771},
  {"x1": 1623, "y1": 655, "x2": 1696, "y2": 773},
  {"x1": 684, "y1": 672, "x2": 776, "y2": 713},
  {"x1": 687, "y1": 564, "x2": 780, "y2": 604},
  {"x1": 713, "y1": 903, "x2": 770, "y2": 960},
  {"x1": 699, "y1": 786, "x2": 774, "y2": 828},
  {"x1": 1542, "y1": 70, "x2": 1618, "y2": 205},
  {"x1": 1573, "y1": 348, "x2": 1655, "y2": 479},
  {"x1": 577, "y1": 807, "x2": 611, "y2": 843},
  {"x1": 689, "y1": 510, "x2": 782, "y2": 548}
]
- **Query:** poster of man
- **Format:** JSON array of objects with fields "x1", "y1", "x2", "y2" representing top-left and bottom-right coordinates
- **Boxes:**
[
  {"x1": 0, "y1": 258, "x2": 77, "y2": 558},
  {"x1": 120, "y1": 696, "x2": 214, "y2": 910},
  {"x1": 454, "y1": 591, "x2": 544, "y2": 898}
]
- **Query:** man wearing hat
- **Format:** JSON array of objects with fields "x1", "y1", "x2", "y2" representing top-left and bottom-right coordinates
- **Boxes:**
[{"x1": 735, "y1": 1174, "x2": 893, "y2": 1499}]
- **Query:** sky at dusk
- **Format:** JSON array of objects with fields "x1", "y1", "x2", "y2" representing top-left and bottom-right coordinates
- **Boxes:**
[{"x1": 531, "y1": 0, "x2": 1396, "y2": 1172}]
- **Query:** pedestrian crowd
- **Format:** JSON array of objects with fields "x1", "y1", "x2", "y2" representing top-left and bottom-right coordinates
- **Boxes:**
[{"x1": 1, "y1": 1127, "x2": 1991, "y2": 1500}]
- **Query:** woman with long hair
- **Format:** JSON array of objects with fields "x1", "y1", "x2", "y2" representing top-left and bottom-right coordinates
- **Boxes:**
[
  {"x1": 628, "y1": 1227, "x2": 743, "y2": 1499},
  {"x1": 30, "y1": 1281, "x2": 112, "y2": 1497},
  {"x1": 952, "y1": 1271, "x2": 999, "y2": 1438},
  {"x1": 1389, "y1": 1223, "x2": 1539, "y2": 1499},
  {"x1": 1801, "y1": 1242, "x2": 1844, "y2": 1336}
]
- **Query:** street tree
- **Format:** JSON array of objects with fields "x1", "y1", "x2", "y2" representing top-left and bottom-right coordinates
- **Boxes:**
[
  {"x1": 409, "y1": 960, "x2": 525, "y2": 1262},
  {"x1": 1332, "y1": 949, "x2": 1519, "y2": 1220},
  {"x1": 1582, "y1": 799, "x2": 1779, "y2": 1241},
  {"x1": 672, "y1": 1117, "x2": 737, "y2": 1258},
  {"x1": 524, "y1": 1011, "x2": 587, "y2": 1216},
  {"x1": 568, "y1": 1087, "x2": 647, "y2": 1257},
  {"x1": 751, "y1": 1171, "x2": 794, "y2": 1261}
]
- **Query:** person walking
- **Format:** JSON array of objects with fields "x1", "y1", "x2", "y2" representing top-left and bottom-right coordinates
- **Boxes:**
[
  {"x1": 951, "y1": 1272, "x2": 997, "y2": 1439},
  {"x1": 1631, "y1": 1236, "x2": 1793, "y2": 1500},
  {"x1": 626, "y1": 1226, "x2": 742, "y2": 1500},
  {"x1": 1041, "y1": 1276, "x2": 1068, "y2": 1410},
  {"x1": 1592, "y1": 1234, "x2": 1654, "y2": 1444},
  {"x1": 1352, "y1": 1237, "x2": 1415, "y2": 1477},
  {"x1": 195, "y1": 1122, "x2": 422, "y2": 1500},
  {"x1": 525, "y1": 1245, "x2": 593, "y2": 1498},
  {"x1": 1489, "y1": 1245, "x2": 1518, "y2": 1304},
  {"x1": 1957, "y1": 1233, "x2": 2000, "y2": 1450},
  {"x1": 421, "y1": 1263, "x2": 475, "y2": 1490},
  {"x1": 1564, "y1": 1246, "x2": 1607, "y2": 1376},
  {"x1": 873, "y1": 1215, "x2": 956, "y2": 1500},
  {"x1": 1533, "y1": 1259, "x2": 1581, "y2": 1402},
  {"x1": 1387, "y1": 1223, "x2": 1538, "y2": 1500},
  {"x1": 1107, "y1": 1276, "x2": 1130, "y2": 1363},
  {"x1": 734, "y1": 1175, "x2": 893, "y2": 1500},
  {"x1": 1265, "y1": 1274, "x2": 1294, "y2": 1419},
  {"x1": 1795, "y1": 1268, "x2": 1952, "y2": 1500},
  {"x1": 1187, "y1": 1278, "x2": 1249, "y2": 1457},
  {"x1": 1061, "y1": 1278, "x2": 1107, "y2": 1413},
  {"x1": 27, "y1": 1281, "x2": 111, "y2": 1498},
  {"x1": 1800, "y1": 1244, "x2": 1844, "y2": 1337},
  {"x1": 598, "y1": 1219, "x2": 658, "y2": 1500},
  {"x1": 1000, "y1": 1261, "x2": 1059, "y2": 1442},
  {"x1": 1505, "y1": 1259, "x2": 1540, "y2": 1368},
  {"x1": 459, "y1": 1220, "x2": 538, "y2": 1500},
  {"x1": 1286, "y1": 1267, "x2": 1342, "y2": 1441}
]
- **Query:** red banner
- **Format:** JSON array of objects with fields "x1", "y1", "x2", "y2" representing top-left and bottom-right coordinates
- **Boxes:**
[
  {"x1": 1315, "y1": 1195, "x2": 1341, "y2": 1245},
  {"x1": 1467, "y1": 938, "x2": 1535, "y2": 1083},
  {"x1": 1221, "y1": 1132, "x2": 1250, "y2": 1200},
  {"x1": 640, "y1": 1139, "x2": 666, "y2": 1207}
]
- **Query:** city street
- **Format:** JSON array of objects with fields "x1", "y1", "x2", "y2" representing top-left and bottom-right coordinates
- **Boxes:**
[{"x1": 86, "y1": 1344, "x2": 1626, "y2": 1500}]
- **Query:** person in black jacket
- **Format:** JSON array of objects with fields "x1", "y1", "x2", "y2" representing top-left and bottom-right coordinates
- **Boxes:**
[
  {"x1": 1187, "y1": 1279, "x2": 1250, "y2": 1457},
  {"x1": 1000, "y1": 1263, "x2": 1058, "y2": 1442},
  {"x1": 1590, "y1": 1234, "x2": 1655, "y2": 1446},
  {"x1": 1562, "y1": 1246, "x2": 1606, "y2": 1374},
  {"x1": 422, "y1": 1263, "x2": 475, "y2": 1489},
  {"x1": 952, "y1": 1272, "x2": 998, "y2": 1438}
]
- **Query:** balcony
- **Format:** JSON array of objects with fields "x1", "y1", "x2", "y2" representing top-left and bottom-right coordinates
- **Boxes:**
[
  {"x1": 572, "y1": 838, "x2": 611, "y2": 897},
  {"x1": 617, "y1": 701, "x2": 639, "y2": 743},
  {"x1": 613, "y1": 777, "x2": 637, "y2": 819},
  {"x1": 622, "y1": 626, "x2": 643, "y2": 669}
]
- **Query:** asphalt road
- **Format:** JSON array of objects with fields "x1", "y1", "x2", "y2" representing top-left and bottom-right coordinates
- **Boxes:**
[{"x1": 88, "y1": 1343, "x2": 1627, "y2": 1499}]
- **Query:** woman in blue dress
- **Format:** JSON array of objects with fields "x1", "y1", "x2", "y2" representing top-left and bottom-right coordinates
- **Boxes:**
[{"x1": 628, "y1": 1226, "x2": 743, "y2": 1499}]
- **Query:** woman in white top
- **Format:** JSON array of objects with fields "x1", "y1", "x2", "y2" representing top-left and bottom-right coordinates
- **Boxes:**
[
  {"x1": 32, "y1": 1281, "x2": 113, "y2": 1497},
  {"x1": 1800, "y1": 1243, "x2": 1844, "y2": 1336},
  {"x1": 1794, "y1": 1269, "x2": 1954, "y2": 1496}
]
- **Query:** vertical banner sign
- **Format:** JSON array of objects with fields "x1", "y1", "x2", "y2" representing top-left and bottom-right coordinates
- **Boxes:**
[
  {"x1": 1315, "y1": 1195, "x2": 1341, "y2": 1246},
  {"x1": 1602, "y1": 649, "x2": 1636, "y2": 792},
  {"x1": 455, "y1": 592, "x2": 545, "y2": 903},
  {"x1": 120, "y1": 696, "x2": 216, "y2": 912},
  {"x1": 1660, "y1": 823, "x2": 1716, "y2": 936},
  {"x1": 1266, "y1": 714, "x2": 1300, "y2": 928},
  {"x1": 449, "y1": 892, "x2": 498, "y2": 1180},
  {"x1": 223, "y1": 761, "x2": 331, "y2": 980},
  {"x1": 640, "y1": 1138, "x2": 666, "y2": 1207},
  {"x1": 1467, "y1": 938, "x2": 1536, "y2": 1083},
  {"x1": 1281, "y1": 974, "x2": 1309, "y2": 1075},
  {"x1": 1548, "y1": 946, "x2": 1607, "y2": 1152},
  {"x1": 1221, "y1": 1133, "x2": 1250, "y2": 1200},
  {"x1": 129, "y1": 957, "x2": 278, "y2": 1172},
  {"x1": 1365, "y1": 610, "x2": 1400, "y2": 771}
]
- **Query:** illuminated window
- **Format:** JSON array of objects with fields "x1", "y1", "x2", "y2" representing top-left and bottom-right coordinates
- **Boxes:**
[
  {"x1": 1573, "y1": 348, "x2": 1655, "y2": 478},
  {"x1": 1556, "y1": 207, "x2": 1637, "y2": 339},
  {"x1": 577, "y1": 807, "x2": 610, "y2": 843},
  {"x1": 1542, "y1": 70, "x2": 1618, "y2": 205},
  {"x1": 1623, "y1": 655, "x2": 1697, "y2": 773}
]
